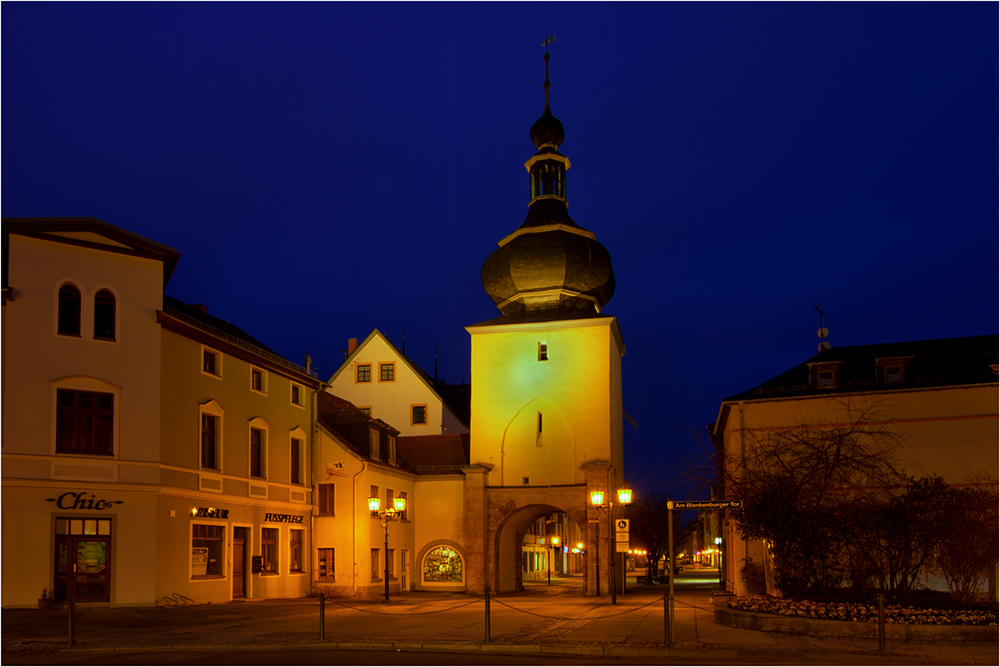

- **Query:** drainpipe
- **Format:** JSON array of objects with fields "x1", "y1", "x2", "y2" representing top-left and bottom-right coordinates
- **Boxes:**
[
  {"x1": 309, "y1": 376, "x2": 328, "y2": 596},
  {"x1": 352, "y1": 461, "x2": 368, "y2": 595}
]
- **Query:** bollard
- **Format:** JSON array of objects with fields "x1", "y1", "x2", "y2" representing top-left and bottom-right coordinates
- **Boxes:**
[
  {"x1": 319, "y1": 592, "x2": 325, "y2": 641},
  {"x1": 68, "y1": 598, "x2": 75, "y2": 646},
  {"x1": 484, "y1": 592, "x2": 491, "y2": 642},
  {"x1": 877, "y1": 594, "x2": 885, "y2": 651}
]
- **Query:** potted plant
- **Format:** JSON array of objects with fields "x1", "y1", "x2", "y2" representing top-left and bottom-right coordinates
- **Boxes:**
[{"x1": 38, "y1": 588, "x2": 52, "y2": 610}]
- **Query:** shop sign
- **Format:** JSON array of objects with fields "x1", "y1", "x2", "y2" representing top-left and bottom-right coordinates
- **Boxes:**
[
  {"x1": 264, "y1": 513, "x2": 304, "y2": 524},
  {"x1": 46, "y1": 492, "x2": 124, "y2": 511},
  {"x1": 325, "y1": 460, "x2": 347, "y2": 479},
  {"x1": 192, "y1": 507, "x2": 229, "y2": 519}
]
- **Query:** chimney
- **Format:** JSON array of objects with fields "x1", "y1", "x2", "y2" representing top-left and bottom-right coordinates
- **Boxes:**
[{"x1": 347, "y1": 338, "x2": 358, "y2": 355}]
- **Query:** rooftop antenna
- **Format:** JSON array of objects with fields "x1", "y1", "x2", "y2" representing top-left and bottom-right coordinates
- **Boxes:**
[{"x1": 816, "y1": 302, "x2": 832, "y2": 352}]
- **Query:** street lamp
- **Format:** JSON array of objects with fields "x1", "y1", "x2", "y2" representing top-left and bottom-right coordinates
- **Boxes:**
[
  {"x1": 368, "y1": 495, "x2": 406, "y2": 602},
  {"x1": 539, "y1": 536, "x2": 560, "y2": 585},
  {"x1": 590, "y1": 487, "x2": 632, "y2": 605}
]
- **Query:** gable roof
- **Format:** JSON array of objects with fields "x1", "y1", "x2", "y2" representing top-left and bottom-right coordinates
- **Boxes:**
[
  {"x1": 328, "y1": 328, "x2": 469, "y2": 429},
  {"x1": 396, "y1": 434, "x2": 470, "y2": 475},
  {"x1": 317, "y1": 391, "x2": 414, "y2": 472},
  {"x1": 3, "y1": 217, "x2": 181, "y2": 289},
  {"x1": 723, "y1": 334, "x2": 997, "y2": 404}
]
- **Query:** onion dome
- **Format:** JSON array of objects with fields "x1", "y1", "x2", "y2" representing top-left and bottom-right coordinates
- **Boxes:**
[{"x1": 481, "y1": 52, "x2": 616, "y2": 318}]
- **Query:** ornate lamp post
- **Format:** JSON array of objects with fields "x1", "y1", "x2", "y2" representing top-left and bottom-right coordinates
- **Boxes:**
[
  {"x1": 540, "y1": 536, "x2": 560, "y2": 585},
  {"x1": 368, "y1": 495, "x2": 406, "y2": 602},
  {"x1": 590, "y1": 487, "x2": 632, "y2": 605}
]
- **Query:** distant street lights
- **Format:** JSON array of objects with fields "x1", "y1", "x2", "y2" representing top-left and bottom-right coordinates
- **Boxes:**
[
  {"x1": 539, "y1": 535, "x2": 560, "y2": 585},
  {"x1": 368, "y1": 495, "x2": 406, "y2": 602},
  {"x1": 590, "y1": 487, "x2": 632, "y2": 605}
]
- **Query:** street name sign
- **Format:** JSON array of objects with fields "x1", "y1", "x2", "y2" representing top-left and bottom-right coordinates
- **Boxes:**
[{"x1": 669, "y1": 500, "x2": 743, "y2": 510}]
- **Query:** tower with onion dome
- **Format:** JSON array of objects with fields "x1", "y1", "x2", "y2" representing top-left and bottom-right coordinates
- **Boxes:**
[{"x1": 463, "y1": 51, "x2": 625, "y2": 598}]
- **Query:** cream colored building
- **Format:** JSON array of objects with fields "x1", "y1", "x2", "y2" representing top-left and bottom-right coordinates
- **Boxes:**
[{"x1": 711, "y1": 335, "x2": 999, "y2": 597}]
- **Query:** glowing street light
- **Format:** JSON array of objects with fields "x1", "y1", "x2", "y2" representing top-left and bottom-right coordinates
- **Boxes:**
[
  {"x1": 368, "y1": 495, "x2": 406, "y2": 602},
  {"x1": 590, "y1": 487, "x2": 632, "y2": 605}
]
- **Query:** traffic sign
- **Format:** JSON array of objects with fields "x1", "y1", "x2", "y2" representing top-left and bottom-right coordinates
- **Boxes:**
[
  {"x1": 615, "y1": 542, "x2": 630, "y2": 552},
  {"x1": 669, "y1": 500, "x2": 742, "y2": 510},
  {"x1": 616, "y1": 532, "x2": 630, "y2": 543},
  {"x1": 616, "y1": 519, "x2": 629, "y2": 531}
]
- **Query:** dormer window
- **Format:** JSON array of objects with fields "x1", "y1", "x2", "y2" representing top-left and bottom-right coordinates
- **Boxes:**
[
  {"x1": 885, "y1": 366, "x2": 902, "y2": 383},
  {"x1": 877, "y1": 357, "x2": 911, "y2": 385},
  {"x1": 809, "y1": 362, "x2": 842, "y2": 390},
  {"x1": 818, "y1": 371, "x2": 834, "y2": 388}
]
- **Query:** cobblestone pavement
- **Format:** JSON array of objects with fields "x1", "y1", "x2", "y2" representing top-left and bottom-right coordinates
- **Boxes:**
[{"x1": 3, "y1": 571, "x2": 997, "y2": 665}]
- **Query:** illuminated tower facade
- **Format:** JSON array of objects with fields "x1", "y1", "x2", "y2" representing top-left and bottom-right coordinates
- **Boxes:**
[{"x1": 464, "y1": 53, "x2": 625, "y2": 595}]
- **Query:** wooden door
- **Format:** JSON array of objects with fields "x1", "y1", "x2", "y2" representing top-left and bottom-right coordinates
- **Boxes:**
[
  {"x1": 232, "y1": 527, "x2": 247, "y2": 598},
  {"x1": 55, "y1": 536, "x2": 111, "y2": 602}
]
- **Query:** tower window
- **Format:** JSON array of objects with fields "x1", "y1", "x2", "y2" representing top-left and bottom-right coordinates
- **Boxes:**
[
  {"x1": 538, "y1": 343, "x2": 548, "y2": 361},
  {"x1": 57, "y1": 284, "x2": 81, "y2": 336},
  {"x1": 93, "y1": 290, "x2": 116, "y2": 341}
]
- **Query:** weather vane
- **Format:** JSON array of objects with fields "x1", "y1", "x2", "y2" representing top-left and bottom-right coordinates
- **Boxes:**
[{"x1": 542, "y1": 35, "x2": 556, "y2": 50}]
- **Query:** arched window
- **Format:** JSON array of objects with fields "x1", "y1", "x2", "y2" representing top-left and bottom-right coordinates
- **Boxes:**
[
  {"x1": 57, "y1": 284, "x2": 81, "y2": 336},
  {"x1": 422, "y1": 546, "x2": 464, "y2": 583},
  {"x1": 93, "y1": 290, "x2": 116, "y2": 341}
]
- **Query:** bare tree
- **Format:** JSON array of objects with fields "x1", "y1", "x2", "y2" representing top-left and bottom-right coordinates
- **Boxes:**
[{"x1": 626, "y1": 489, "x2": 686, "y2": 582}]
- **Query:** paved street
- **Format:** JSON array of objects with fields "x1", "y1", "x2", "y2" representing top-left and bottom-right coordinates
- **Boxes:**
[{"x1": 3, "y1": 569, "x2": 996, "y2": 665}]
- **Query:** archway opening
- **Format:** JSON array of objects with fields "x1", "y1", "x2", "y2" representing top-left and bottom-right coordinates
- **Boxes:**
[{"x1": 495, "y1": 503, "x2": 587, "y2": 593}]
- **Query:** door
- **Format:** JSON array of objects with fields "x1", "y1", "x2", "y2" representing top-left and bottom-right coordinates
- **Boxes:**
[
  {"x1": 400, "y1": 549, "x2": 409, "y2": 590},
  {"x1": 232, "y1": 527, "x2": 247, "y2": 598},
  {"x1": 55, "y1": 536, "x2": 111, "y2": 602}
]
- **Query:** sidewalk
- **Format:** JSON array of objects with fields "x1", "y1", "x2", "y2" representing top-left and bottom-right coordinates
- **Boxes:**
[{"x1": 3, "y1": 581, "x2": 997, "y2": 665}]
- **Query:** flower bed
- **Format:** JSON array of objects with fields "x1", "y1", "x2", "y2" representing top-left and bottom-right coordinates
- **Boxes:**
[{"x1": 726, "y1": 597, "x2": 997, "y2": 626}]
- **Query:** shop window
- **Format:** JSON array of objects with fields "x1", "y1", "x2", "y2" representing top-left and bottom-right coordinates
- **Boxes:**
[
  {"x1": 318, "y1": 548, "x2": 335, "y2": 580},
  {"x1": 290, "y1": 529, "x2": 304, "y2": 573},
  {"x1": 56, "y1": 389, "x2": 114, "y2": 456},
  {"x1": 93, "y1": 290, "x2": 116, "y2": 341},
  {"x1": 57, "y1": 284, "x2": 81, "y2": 336},
  {"x1": 318, "y1": 483, "x2": 335, "y2": 516},
  {"x1": 422, "y1": 545, "x2": 463, "y2": 583},
  {"x1": 261, "y1": 528, "x2": 278, "y2": 574},
  {"x1": 192, "y1": 524, "x2": 225, "y2": 579}
]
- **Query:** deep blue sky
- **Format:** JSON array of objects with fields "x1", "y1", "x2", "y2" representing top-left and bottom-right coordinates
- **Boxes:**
[{"x1": 4, "y1": 2, "x2": 997, "y2": 494}]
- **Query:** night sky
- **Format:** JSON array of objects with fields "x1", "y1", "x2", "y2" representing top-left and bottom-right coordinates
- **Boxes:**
[{"x1": 4, "y1": 3, "x2": 997, "y2": 494}]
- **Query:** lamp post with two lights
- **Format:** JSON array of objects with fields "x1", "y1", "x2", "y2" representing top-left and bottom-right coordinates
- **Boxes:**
[
  {"x1": 368, "y1": 495, "x2": 406, "y2": 602},
  {"x1": 590, "y1": 487, "x2": 632, "y2": 605}
]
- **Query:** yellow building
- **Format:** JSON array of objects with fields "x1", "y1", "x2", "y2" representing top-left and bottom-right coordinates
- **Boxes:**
[
  {"x1": 711, "y1": 335, "x2": 999, "y2": 597},
  {"x1": 1, "y1": 217, "x2": 321, "y2": 607}
]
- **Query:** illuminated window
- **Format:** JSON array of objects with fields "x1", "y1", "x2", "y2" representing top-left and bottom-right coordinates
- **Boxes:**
[
  {"x1": 191, "y1": 524, "x2": 225, "y2": 579},
  {"x1": 318, "y1": 548, "x2": 335, "y2": 580},
  {"x1": 380, "y1": 363, "x2": 395, "y2": 382},
  {"x1": 93, "y1": 290, "x2": 116, "y2": 341},
  {"x1": 290, "y1": 529, "x2": 304, "y2": 573},
  {"x1": 411, "y1": 405, "x2": 427, "y2": 425},
  {"x1": 356, "y1": 364, "x2": 371, "y2": 383},
  {"x1": 56, "y1": 389, "x2": 114, "y2": 456},
  {"x1": 57, "y1": 284, "x2": 81, "y2": 336},
  {"x1": 358, "y1": 407, "x2": 372, "y2": 416},
  {"x1": 261, "y1": 528, "x2": 278, "y2": 574},
  {"x1": 538, "y1": 343, "x2": 548, "y2": 361},
  {"x1": 422, "y1": 546, "x2": 463, "y2": 583}
]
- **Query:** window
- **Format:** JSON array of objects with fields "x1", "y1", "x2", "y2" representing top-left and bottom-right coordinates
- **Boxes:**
[
  {"x1": 201, "y1": 414, "x2": 219, "y2": 469},
  {"x1": 371, "y1": 548, "x2": 381, "y2": 581},
  {"x1": 192, "y1": 524, "x2": 225, "y2": 578},
  {"x1": 290, "y1": 529, "x2": 304, "y2": 573},
  {"x1": 290, "y1": 437, "x2": 302, "y2": 485},
  {"x1": 202, "y1": 348, "x2": 221, "y2": 377},
  {"x1": 261, "y1": 528, "x2": 278, "y2": 574},
  {"x1": 411, "y1": 405, "x2": 427, "y2": 425},
  {"x1": 369, "y1": 429, "x2": 380, "y2": 459},
  {"x1": 251, "y1": 367, "x2": 266, "y2": 394},
  {"x1": 386, "y1": 488, "x2": 394, "y2": 515},
  {"x1": 379, "y1": 363, "x2": 395, "y2": 382},
  {"x1": 318, "y1": 548, "x2": 335, "y2": 580},
  {"x1": 56, "y1": 389, "x2": 114, "y2": 456},
  {"x1": 318, "y1": 483, "x2": 335, "y2": 516},
  {"x1": 422, "y1": 546, "x2": 463, "y2": 583},
  {"x1": 93, "y1": 290, "x2": 116, "y2": 341},
  {"x1": 356, "y1": 364, "x2": 371, "y2": 383},
  {"x1": 538, "y1": 342, "x2": 548, "y2": 361},
  {"x1": 291, "y1": 383, "x2": 304, "y2": 407},
  {"x1": 399, "y1": 490, "x2": 408, "y2": 521},
  {"x1": 388, "y1": 436, "x2": 396, "y2": 465},
  {"x1": 885, "y1": 366, "x2": 903, "y2": 383},
  {"x1": 818, "y1": 371, "x2": 834, "y2": 388},
  {"x1": 57, "y1": 284, "x2": 81, "y2": 336},
  {"x1": 387, "y1": 549, "x2": 395, "y2": 579},
  {"x1": 358, "y1": 407, "x2": 371, "y2": 416},
  {"x1": 250, "y1": 428, "x2": 266, "y2": 478}
]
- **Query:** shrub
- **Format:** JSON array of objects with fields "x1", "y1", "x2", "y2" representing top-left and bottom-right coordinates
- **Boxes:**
[{"x1": 740, "y1": 556, "x2": 767, "y2": 596}]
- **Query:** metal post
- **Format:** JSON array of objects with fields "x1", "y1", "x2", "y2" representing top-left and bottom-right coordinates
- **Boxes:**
[
  {"x1": 609, "y1": 504, "x2": 617, "y2": 605},
  {"x1": 319, "y1": 592, "x2": 325, "y2": 640},
  {"x1": 668, "y1": 500, "x2": 675, "y2": 645},
  {"x1": 484, "y1": 591, "x2": 491, "y2": 642},
  {"x1": 68, "y1": 597, "x2": 75, "y2": 646},
  {"x1": 547, "y1": 545, "x2": 551, "y2": 585},
  {"x1": 383, "y1": 520, "x2": 390, "y2": 602},
  {"x1": 877, "y1": 594, "x2": 886, "y2": 651},
  {"x1": 663, "y1": 592, "x2": 669, "y2": 645}
]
